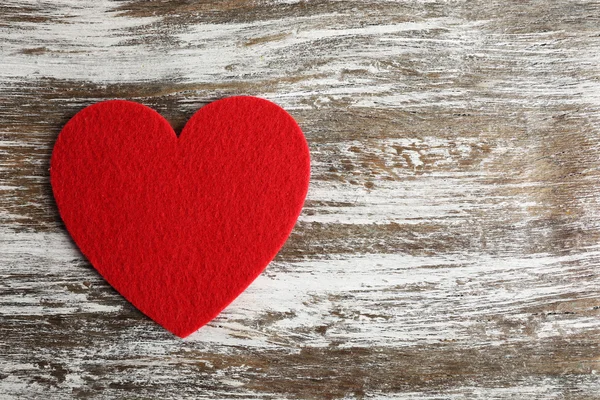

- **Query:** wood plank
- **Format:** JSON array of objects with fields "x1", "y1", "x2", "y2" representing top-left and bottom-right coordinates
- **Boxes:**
[{"x1": 2, "y1": 0, "x2": 600, "y2": 398}]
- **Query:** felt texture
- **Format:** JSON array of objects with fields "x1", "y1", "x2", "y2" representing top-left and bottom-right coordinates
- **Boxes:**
[{"x1": 50, "y1": 97, "x2": 310, "y2": 338}]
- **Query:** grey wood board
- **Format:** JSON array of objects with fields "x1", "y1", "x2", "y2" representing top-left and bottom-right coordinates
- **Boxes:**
[{"x1": 2, "y1": 1, "x2": 600, "y2": 399}]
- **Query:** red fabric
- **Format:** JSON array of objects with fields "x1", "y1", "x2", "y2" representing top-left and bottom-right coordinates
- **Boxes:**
[{"x1": 50, "y1": 97, "x2": 310, "y2": 338}]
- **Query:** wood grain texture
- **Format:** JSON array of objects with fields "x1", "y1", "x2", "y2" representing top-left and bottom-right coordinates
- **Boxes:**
[{"x1": 2, "y1": 0, "x2": 600, "y2": 398}]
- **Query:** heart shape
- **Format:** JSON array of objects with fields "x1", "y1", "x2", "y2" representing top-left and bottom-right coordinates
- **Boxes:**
[{"x1": 50, "y1": 97, "x2": 310, "y2": 337}]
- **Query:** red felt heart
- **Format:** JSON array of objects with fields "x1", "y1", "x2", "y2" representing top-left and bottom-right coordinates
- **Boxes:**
[{"x1": 50, "y1": 97, "x2": 310, "y2": 338}]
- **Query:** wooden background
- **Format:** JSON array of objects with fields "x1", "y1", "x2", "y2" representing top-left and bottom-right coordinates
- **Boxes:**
[{"x1": 2, "y1": 1, "x2": 600, "y2": 398}]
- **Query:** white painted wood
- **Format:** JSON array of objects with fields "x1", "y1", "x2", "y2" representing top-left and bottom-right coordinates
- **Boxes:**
[{"x1": 2, "y1": 0, "x2": 600, "y2": 398}]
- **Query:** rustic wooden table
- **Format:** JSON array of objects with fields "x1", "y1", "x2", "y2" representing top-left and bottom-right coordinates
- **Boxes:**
[{"x1": 2, "y1": 1, "x2": 600, "y2": 399}]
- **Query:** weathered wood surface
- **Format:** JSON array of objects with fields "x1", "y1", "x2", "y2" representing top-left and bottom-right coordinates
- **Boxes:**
[{"x1": 2, "y1": 0, "x2": 600, "y2": 398}]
